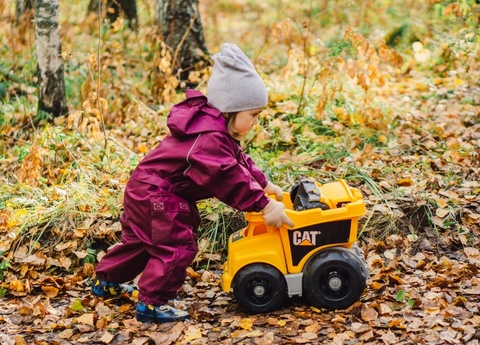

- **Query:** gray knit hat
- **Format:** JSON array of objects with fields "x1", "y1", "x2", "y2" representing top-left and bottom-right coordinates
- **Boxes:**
[{"x1": 207, "y1": 43, "x2": 268, "y2": 113}]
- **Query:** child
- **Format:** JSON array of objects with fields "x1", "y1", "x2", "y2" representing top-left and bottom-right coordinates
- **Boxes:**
[{"x1": 92, "y1": 43, "x2": 294, "y2": 324}]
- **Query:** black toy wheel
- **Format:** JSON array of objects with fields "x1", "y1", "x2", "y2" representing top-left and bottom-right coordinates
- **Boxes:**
[
  {"x1": 233, "y1": 264, "x2": 286, "y2": 314},
  {"x1": 303, "y1": 249, "x2": 366, "y2": 310}
]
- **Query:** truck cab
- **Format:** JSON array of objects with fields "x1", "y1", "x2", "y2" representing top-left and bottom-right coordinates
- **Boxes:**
[{"x1": 221, "y1": 178, "x2": 369, "y2": 314}]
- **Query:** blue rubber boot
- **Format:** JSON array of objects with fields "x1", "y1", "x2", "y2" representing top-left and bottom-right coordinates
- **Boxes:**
[
  {"x1": 136, "y1": 301, "x2": 190, "y2": 324},
  {"x1": 91, "y1": 278, "x2": 136, "y2": 297}
]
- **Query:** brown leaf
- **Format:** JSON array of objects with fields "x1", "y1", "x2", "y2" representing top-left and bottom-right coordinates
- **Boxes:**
[
  {"x1": 388, "y1": 274, "x2": 403, "y2": 285},
  {"x1": 361, "y1": 305, "x2": 378, "y2": 322},
  {"x1": 379, "y1": 303, "x2": 392, "y2": 315},
  {"x1": 14, "y1": 335, "x2": 27, "y2": 345},
  {"x1": 359, "y1": 330, "x2": 374, "y2": 341},
  {"x1": 21, "y1": 253, "x2": 47, "y2": 266},
  {"x1": 304, "y1": 321, "x2": 320, "y2": 333},
  {"x1": 186, "y1": 267, "x2": 201, "y2": 280},
  {"x1": 59, "y1": 329, "x2": 74, "y2": 339},
  {"x1": 100, "y1": 330, "x2": 115, "y2": 344},
  {"x1": 41, "y1": 286, "x2": 59, "y2": 298},
  {"x1": 183, "y1": 326, "x2": 202, "y2": 342},
  {"x1": 76, "y1": 313, "x2": 95, "y2": 326},
  {"x1": 396, "y1": 178, "x2": 413, "y2": 187}
]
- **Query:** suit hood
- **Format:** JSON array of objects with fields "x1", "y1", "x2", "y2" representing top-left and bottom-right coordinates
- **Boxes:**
[{"x1": 167, "y1": 89, "x2": 228, "y2": 137}]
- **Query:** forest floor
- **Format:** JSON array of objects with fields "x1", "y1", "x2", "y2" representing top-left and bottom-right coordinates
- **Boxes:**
[
  {"x1": 0, "y1": 226, "x2": 479, "y2": 345},
  {"x1": 1, "y1": 67, "x2": 480, "y2": 344},
  {"x1": 1, "y1": 2, "x2": 480, "y2": 344}
]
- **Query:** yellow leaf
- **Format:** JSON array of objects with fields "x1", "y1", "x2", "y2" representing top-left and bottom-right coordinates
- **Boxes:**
[
  {"x1": 239, "y1": 318, "x2": 253, "y2": 330},
  {"x1": 14, "y1": 335, "x2": 27, "y2": 345},
  {"x1": 425, "y1": 307, "x2": 440, "y2": 315},
  {"x1": 42, "y1": 286, "x2": 59, "y2": 298},
  {"x1": 186, "y1": 267, "x2": 201, "y2": 280},
  {"x1": 96, "y1": 316, "x2": 108, "y2": 329},
  {"x1": 137, "y1": 143, "x2": 149, "y2": 154},
  {"x1": 119, "y1": 304, "x2": 132, "y2": 313},
  {"x1": 388, "y1": 319, "x2": 406, "y2": 329},
  {"x1": 388, "y1": 274, "x2": 404, "y2": 285},
  {"x1": 377, "y1": 135, "x2": 388, "y2": 144},
  {"x1": 9, "y1": 280, "x2": 24, "y2": 292},
  {"x1": 305, "y1": 322, "x2": 320, "y2": 333},
  {"x1": 396, "y1": 178, "x2": 413, "y2": 187},
  {"x1": 436, "y1": 198, "x2": 449, "y2": 208}
]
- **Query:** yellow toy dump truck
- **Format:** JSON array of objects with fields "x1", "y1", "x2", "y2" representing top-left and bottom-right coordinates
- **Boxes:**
[{"x1": 222, "y1": 178, "x2": 368, "y2": 314}]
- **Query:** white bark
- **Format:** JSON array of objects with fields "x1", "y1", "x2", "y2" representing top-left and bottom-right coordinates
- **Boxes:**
[
  {"x1": 34, "y1": 0, "x2": 68, "y2": 116},
  {"x1": 35, "y1": 0, "x2": 62, "y2": 79}
]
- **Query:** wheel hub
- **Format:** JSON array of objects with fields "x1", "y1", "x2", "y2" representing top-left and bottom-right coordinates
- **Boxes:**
[
  {"x1": 253, "y1": 284, "x2": 266, "y2": 297},
  {"x1": 328, "y1": 274, "x2": 342, "y2": 291}
]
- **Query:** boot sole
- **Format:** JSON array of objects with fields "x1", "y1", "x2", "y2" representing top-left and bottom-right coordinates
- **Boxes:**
[{"x1": 136, "y1": 313, "x2": 190, "y2": 324}]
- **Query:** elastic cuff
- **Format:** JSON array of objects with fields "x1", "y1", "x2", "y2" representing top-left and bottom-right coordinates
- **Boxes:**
[{"x1": 254, "y1": 196, "x2": 270, "y2": 212}]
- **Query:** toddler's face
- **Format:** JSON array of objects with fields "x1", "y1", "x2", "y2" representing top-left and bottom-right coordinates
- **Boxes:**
[{"x1": 233, "y1": 107, "x2": 263, "y2": 137}]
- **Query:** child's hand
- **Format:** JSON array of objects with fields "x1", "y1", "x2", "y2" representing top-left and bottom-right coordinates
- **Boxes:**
[
  {"x1": 261, "y1": 200, "x2": 294, "y2": 228},
  {"x1": 264, "y1": 181, "x2": 283, "y2": 201}
]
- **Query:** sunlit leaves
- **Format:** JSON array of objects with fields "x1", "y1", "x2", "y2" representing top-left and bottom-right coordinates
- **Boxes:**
[{"x1": 0, "y1": 0, "x2": 480, "y2": 343}]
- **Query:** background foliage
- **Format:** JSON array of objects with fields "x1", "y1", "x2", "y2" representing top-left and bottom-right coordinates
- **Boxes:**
[
  {"x1": 1, "y1": 0, "x2": 479, "y2": 280},
  {"x1": 1, "y1": 1, "x2": 480, "y2": 344}
]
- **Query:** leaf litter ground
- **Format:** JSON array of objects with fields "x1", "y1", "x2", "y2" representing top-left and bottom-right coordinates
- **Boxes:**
[
  {"x1": 1, "y1": 66, "x2": 480, "y2": 342},
  {"x1": 2, "y1": 4, "x2": 480, "y2": 344},
  {"x1": 1, "y1": 57, "x2": 480, "y2": 345},
  {"x1": 0, "y1": 227, "x2": 479, "y2": 345}
]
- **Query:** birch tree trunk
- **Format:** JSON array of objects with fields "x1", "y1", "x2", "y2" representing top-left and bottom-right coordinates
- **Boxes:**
[
  {"x1": 155, "y1": 0, "x2": 209, "y2": 82},
  {"x1": 35, "y1": 0, "x2": 68, "y2": 118}
]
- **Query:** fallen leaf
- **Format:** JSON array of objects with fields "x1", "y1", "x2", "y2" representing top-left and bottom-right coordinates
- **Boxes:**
[
  {"x1": 100, "y1": 330, "x2": 115, "y2": 344},
  {"x1": 41, "y1": 286, "x2": 59, "y2": 298},
  {"x1": 76, "y1": 313, "x2": 95, "y2": 326},
  {"x1": 59, "y1": 329, "x2": 74, "y2": 339},
  {"x1": 436, "y1": 208, "x2": 450, "y2": 218},
  {"x1": 361, "y1": 305, "x2": 378, "y2": 322},
  {"x1": 184, "y1": 326, "x2": 202, "y2": 342},
  {"x1": 397, "y1": 178, "x2": 413, "y2": 186},
  {"x1": 9, "y1": 280, "x2": 24, "y2": 292},
  {"x1": 239, "y1": 318, "x2": 254, "y2": 330}
]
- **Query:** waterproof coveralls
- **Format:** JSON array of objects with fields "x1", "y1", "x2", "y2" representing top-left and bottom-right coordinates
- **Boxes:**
[{"x1": 95, "y1": 89, "x2": 271, "y2": 305}]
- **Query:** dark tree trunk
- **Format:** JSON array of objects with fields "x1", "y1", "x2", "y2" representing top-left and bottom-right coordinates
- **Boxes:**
[
  {"x1": 87, "y1": 0, "x2": 101, "y2": 14},
  {"x1": 107, "y1": 0, "x2": 138, "y2": 28},
  {"x1": 155, "y1": 0, "x2": 210, "y2": 82},
  {"x1": 87, "y1": 0, "x2": 138, "y2": 29},
  {"x1": 35, "y1": 0, "x2": 69, "y2": 118},
  {"x1": 15, "y1": 0, "x2": 34, "y2": 25}
]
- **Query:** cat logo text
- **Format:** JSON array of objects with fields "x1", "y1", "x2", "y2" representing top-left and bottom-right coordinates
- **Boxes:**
[{"x1": 292, "y1": 230, "x2": 321, "y2": 246}]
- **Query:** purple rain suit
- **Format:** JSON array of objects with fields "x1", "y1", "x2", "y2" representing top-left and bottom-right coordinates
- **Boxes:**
[{"x1": 95, "y1": 89, "x2": 271, "y2": 305}]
